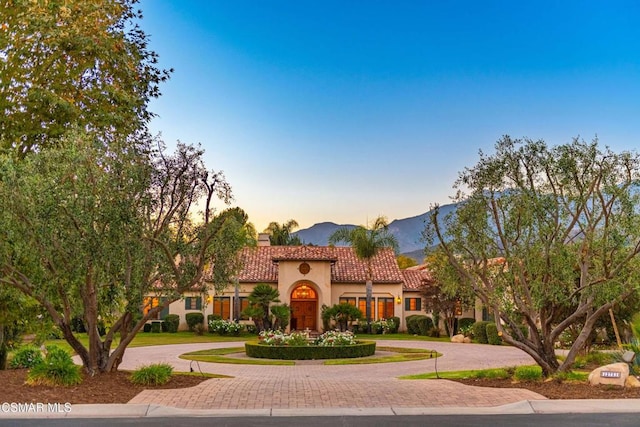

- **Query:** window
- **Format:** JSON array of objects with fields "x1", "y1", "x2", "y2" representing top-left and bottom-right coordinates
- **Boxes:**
[
  {"x1": 404, "y1": 297, "x2": 422, "y2": 311},
  {"x1": 143, "y1": 297, "x2": 168, "y2": 319},
  {"x1": 377, "y1": 298, "x2": 394, "y2": 320},
  {"x1": 339, "y1": 297, "x2": 356, "y2": 306},
  {"x1": 212, "y1": 297, "x2": 230, "y2": 319},
  {"x1": 358, "y1": 298, "x2": 373, "y2": 320},
  {"x1": 184, "y1": 297, "x2": 202, "y2": 311},
  {"x1": 236, "y1": 296, "x2": 250, "y2": 320}
]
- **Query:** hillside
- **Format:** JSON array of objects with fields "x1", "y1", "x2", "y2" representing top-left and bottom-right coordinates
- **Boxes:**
[{"x1": 293, "y1": 203, "x2": 459, "y2": 261}]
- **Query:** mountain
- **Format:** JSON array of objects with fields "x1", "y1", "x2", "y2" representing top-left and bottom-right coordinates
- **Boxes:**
[{"x1": 294, "y1": 203, "x2": 459, "y2": 260}]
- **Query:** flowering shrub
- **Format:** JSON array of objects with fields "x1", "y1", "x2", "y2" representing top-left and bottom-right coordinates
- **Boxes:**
[
  {"x1": 315, "y1": 330, "x2": 357, "y2": 346},
  {"x1": 458, "y1": 323, "x2": 474, "y2": 337},
  {"x1": 370, "y1": 319, "x2": 395, "y2": 334},
  {"x1": 209, "y1": 319, "x2": 244, "y2": 336},
  {"x1": 258, "y1": 330, "x2": 309, "y2": 346}
]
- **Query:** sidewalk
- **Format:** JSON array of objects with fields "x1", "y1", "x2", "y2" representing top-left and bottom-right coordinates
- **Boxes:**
[{"x1": 2, "y1": 400, "x2": 640, "y2": 419}]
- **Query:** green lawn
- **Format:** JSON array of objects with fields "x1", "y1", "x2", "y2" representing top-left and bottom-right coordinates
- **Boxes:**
[
  {"x1": 399, "y1": 367, "x2": 589, "y2": 381},
  {"x1": 43, "y1": 331, "x2": 254, "y2": 355},
  {"x1": 324, "y1": 346, "x2": 441, "y2": 365},
  {"x1": 180, "y1": 347, "x2": 295, "y2": 365}
]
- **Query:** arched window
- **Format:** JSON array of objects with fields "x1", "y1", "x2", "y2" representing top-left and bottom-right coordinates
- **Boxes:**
[{"x1": 291, "y1": 284, "x2": 317, "y2": 299}]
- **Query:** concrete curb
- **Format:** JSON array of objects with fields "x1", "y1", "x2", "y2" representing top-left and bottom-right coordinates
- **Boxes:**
[{"x1": 2, "y1": 400, "x2": 640, "y2": 418}]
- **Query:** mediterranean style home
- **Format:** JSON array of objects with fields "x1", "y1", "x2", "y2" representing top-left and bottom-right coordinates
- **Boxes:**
[{"x1": 153, "y1": 234, "x2": 477, "y2": 332}]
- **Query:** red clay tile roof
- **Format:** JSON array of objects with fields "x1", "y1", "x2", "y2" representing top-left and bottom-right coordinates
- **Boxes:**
[
  {"x1": 237, "y1": 246, "x2": 403, "y2": 284},
  {"x1": 401, "y1": 269, "x2": 432, "y2": 291}
]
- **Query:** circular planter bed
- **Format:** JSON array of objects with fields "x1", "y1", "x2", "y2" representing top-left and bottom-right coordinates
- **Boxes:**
[{"x1": 245, "y1": 341, "x2": 376, "y2": 360}]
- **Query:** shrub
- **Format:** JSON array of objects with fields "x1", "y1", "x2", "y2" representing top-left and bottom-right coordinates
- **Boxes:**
[
  {"x1": 245, "y1": 341, "x2": 376, "y2": 360},
  {"x1": 428, "y1": 327, "x2": 441, "y2": 338},
  {"x1": 370, "y1": 319, "x2": 391, "y2": 334},
  {"x1": 10, "y1": 346, "x2": 43, "y2": 369},
  {"x1": 514, "y1": 365, "x2": 543, "y2": 381},
  {"x1": 143, "y1": 323, "x2": 152, "y2": 333},
  {"x1": 193, "y1": 323, "x2": 206, "y2": 336},
  {"x1": 164, "y1": 314, "x2": 180, "y2": 333},
  {"x1": 486, "y1": 323, "x2": 502, "y2": 345},
  {"x1": 150, "y1": 321, "x2": 162, "y2": 333},
  {"x1": 457, "y1": 318, "x2": 475, "y2": 336},
  {"x1": 130, "y1": 363, "x2": 173, "y2": 386},
  {"x1": 405, "y1": 315, "x2": 421, "y2": 335},
  {"x1": 185, "y1": 312, "x2": 204, "y2": 331},
  {"x1": 417, "y1": 316, "x2": 434, "y2": 336},
  {"x1": 26, "y1": 346, "x2": 82, "y2": 386},
  {"x1": 209, "y1": 319, "x2": 244, "y2": 336},
  {"x1": 473, "y1": 321, "x2": 490, "y2": 344},
  {"x1": 71, "y1": 316, "x2": 86, "y2": 333},
  {"x1": 207, "y1": 314, "x2": 222, "y2": 332},
  {"x1": 389, "y1": 317, "x2": 401, "y2": 334}
]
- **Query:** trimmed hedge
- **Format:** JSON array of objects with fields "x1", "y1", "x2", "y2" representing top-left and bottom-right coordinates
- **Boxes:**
[
  {"x1": 473, "y1": 321, "x2": 490, "y2": 344},
  {"x1": 417, "y1": 316, "x2": 434, "y2": 336},
  {"x1": 486, "y1": 322, "x2": 502, "y2": 345},
  {"x1": 164, "y1": 314, "x2": 180, "y2": 333},
  {"x1": 245, "y1": 341, "x2": 376, "y2": 360},
  {"x1": 406, "y1": 315, "x2": 427, "y2": 335},
  {"x1": 185, "y1": 312, "x2": 204, "y2": 331}
]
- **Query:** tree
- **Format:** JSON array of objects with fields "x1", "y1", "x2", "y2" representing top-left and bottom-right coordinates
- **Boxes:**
[
  {"x1": 244, "y1": 283, "x2": 281, "y2": 332},
  {"x1": 328, "y1": 216, "x2": 399, "y2": 332},
  {"x1": 396, "y1": 254, "x2": 418, "y2": 269},
  {"x1": 426, "y1": 136, "x2": 640, "y2": 376},
  {"x1": 324, "y1": 303, "x2": 363, "y2": 332},
  {"x1": 270, "y1": 304, "x2": 291, "y2": 331},
  {"x1": 421, "y1": 250, "x2": 475, "y2": 337},
  {"x1": 0, "y1": 0, "x2": 171, "y2": 155},
  {"x1": 0, "y1": 132, "x2": 249, "y2": 374},
  {"x1": 264, "y1": 220, "x2": 302, "y2": 246}
]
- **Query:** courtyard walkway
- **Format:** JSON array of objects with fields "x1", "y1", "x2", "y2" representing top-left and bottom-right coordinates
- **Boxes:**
[{"x1": 123, "y1": 340, "x2": 547, "y2": 410}]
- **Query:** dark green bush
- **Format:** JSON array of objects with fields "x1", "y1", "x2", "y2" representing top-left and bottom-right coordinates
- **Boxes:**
[
  {"x1": 150, "y1": 321, "x2": 162, "y2": 333},
  {"x1": 185, "y1": 312, "x2": 204, "y2": 331},
  {"x1": 143, "y1": 323, "x2": 152, "y2": 333},
  {"x1": 473, "y1": 321, "x2": 490, "y2": 344},
  {"x1": 428, "y1": 327, "x2": 441, "y2": 338},
  {"x1": 26, "y1": 346, "x2": 82, "y2": 386},
  {"x1": 164, "y1": 314, "x2": 180, "y2": 333},
  {"x1": 71, "y1": 316, "x2": 86, "y2": 333},
  {"x1": 245, "y1": 341, "x2": 376, "y2": 360},
  {"x1": 130, "y1": 363, "x2": 173, "y2": 386},
  {"x1": 486, "y1": 322, "x2": 502, "y2": 345},
  {"x1": 417, "y1": 316, "x2": 434, "y2": 336},
  {"x1": 10, "y1": 346, "x2": 43, "y2": 369},
  {"x1": 405, "y1": 315, "x2": 422, "y2": 335}
]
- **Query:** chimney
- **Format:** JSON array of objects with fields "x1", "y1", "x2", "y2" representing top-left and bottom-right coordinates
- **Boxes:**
[{"x1": 258, "y1": 233, "x2": 271, "y2": 247}]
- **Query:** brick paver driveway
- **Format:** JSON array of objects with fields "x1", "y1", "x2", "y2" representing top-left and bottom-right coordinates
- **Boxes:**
[{"x1": 124, "y1": 340, "x2": 546, "y2": 409}]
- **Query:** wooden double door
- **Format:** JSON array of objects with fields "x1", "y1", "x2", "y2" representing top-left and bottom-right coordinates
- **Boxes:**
[{"x1": 290, "y1": 300, "x2": 317, "y2": 331}]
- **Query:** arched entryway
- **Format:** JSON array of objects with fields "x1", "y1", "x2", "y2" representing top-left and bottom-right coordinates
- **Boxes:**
[{"x1": 290, "y1": 283, "x2": 317, "y2": 331}]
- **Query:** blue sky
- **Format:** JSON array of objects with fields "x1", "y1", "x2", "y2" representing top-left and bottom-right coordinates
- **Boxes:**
[{"x1": 139, "y1": 0, "x2": 640, "y2": 232}]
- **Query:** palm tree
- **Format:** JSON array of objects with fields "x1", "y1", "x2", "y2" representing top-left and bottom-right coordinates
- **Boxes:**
[
  {"x1": 328, "y1": 216, "x2": 399, "y2": 333},
  {"x1": 245, "y1": 283, "x2": 281, "y2": 331},
  {"x1": 264, "y1": 219, "x2": 302, "y2": 246}
]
